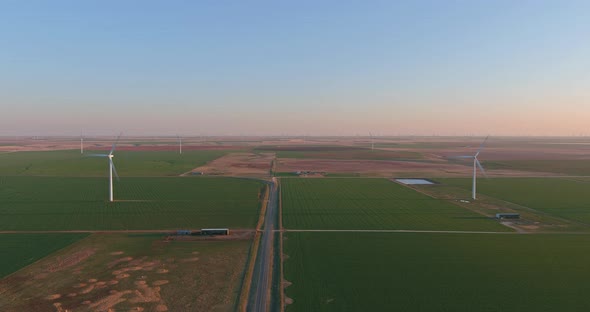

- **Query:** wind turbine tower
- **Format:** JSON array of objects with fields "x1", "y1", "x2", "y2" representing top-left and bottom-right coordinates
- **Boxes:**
[
  {"x1": 453, "y1": 136, "x2": 489, "y2": 200},
  {"x1": 178, "y1": 135, "x2": 182, "y2": 154},
  {"x1": 89, "y1": 137, "x2": 120, "y2": 202}
]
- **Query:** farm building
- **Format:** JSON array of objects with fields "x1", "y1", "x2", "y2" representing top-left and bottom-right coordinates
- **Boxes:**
[
  {"x1": 496, "y1": 213, "x2": 520, "y2": 220},
  {"x1": 201, "y1": 228, "x2": 230, "y2": 235}
]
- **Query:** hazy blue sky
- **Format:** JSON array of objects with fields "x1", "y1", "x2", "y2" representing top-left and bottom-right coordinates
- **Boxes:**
[{"x1": 1, "y1": 0, "x2": 589, "y2": 136}]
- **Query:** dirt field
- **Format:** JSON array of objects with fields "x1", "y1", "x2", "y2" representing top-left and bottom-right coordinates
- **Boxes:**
[
  {"x1": 188, "y1": 152, "x2": 274, "y2": 177},
  {"x1": 0, "y1": 233, "x2": 252, "y2": 312}
]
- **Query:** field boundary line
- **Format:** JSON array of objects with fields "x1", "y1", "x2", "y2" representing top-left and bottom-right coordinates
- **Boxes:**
[
  {"x1": 415, "y1": 181, "x2": 590, "y2": 232},
  {"x1": 389, "y1": 178, "x2": 438, "y2": 199},
  {"x1": 179, "y1": 153, "x2": 231, "y2": 176},
  {"x1": 0, "y1": 233, "x2": 93, "y2": 280},
  {"x1": 487, "y1": 196, "x2": 590, "y2": 229},
  {"x1": 0, "y1": 229, "x2": 256, "y2": 234},
  {"x1": 390, "y1": 178, "x2": 520, "y2": 232},
  {"x1": 237, "y1": 184, "x2": 269, "y2": 312},
  {"x1": 282, "y1": 229, "x2": 525, "y2": 234},
  {"x1": 255, "y1": 184, "x2": 270, "y2": 231},
  {"x1": 264, "y1": 182, "x2": 274, "y2": 310}
]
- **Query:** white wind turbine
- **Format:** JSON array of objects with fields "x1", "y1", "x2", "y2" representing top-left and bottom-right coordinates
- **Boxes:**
[
  {"x1": 453, "y1": 136, "x2": 489, "y2": 200},
  {"x1": 89, "y1": 136, "x2": 121, "y2": 202},
  {"x1": 177, "y1": 135, "x2": 182, "y2": 154},
  {"x1": 80, "y1": 135, "x2": 84, "y2": 154}
]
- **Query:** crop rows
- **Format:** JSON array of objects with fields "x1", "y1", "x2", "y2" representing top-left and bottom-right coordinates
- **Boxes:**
[
  {"x1": 284, "y1": 232, "x2": 590, "y2": 312},
  {"x1": 0, "y1": 233, "x2": 88, "y2": 278},
  {"x1": 0, "y1": 150, "x2": 229, "y2": 176},
  {"x1": 440, "y1": 178, "x2": 590, "y2": 224},
  {"x1": 281, "y1": 178, "x2": 508, "y2": 231},
  {"x1": 0, "y1": 176, "x2": 263, "y2": 230}
]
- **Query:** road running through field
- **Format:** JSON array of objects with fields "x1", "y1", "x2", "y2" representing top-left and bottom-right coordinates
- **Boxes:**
[{"x1": 248, "y1": 178, "x2": 279, "y2": 312}]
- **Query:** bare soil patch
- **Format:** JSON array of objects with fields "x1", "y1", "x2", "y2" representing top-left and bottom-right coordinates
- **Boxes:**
[
  {"x1": 0, "y1": 234, "x2": 251, "y2": 312},
  {"x1": 188, "y1": 152, "x2": 274, "y2": 176},
  {"x1": 116, "y1": 273, "x2": 131, "y2": 279},
  {"x1": 156, "y1": 304, "x2": 169, "y2": 311},
  {"x1": 45, "y1": 294, "x2": 61, "y2": 300},
  {"x1": 79, "y1": 284, "x2": 95, "y2": 294},
  {"x1": 152, "y1": 280, "x2": 169, "y2": 286},
  {"x1": 88, "y1": 289, "x2": 133, "y2": 311},
  {"x1": 46, "y1": 248, "x2": 95, "y2": 273},
  {"x1": 107, "y1": 256, "x2": 134, "y2": 268}
]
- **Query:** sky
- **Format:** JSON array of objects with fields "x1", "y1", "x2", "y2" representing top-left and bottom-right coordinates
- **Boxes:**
[{"x1": 0, "y1": 0, "x2": 589, "y2": 136}]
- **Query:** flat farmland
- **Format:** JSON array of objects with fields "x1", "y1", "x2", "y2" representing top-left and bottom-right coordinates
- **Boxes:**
[
  {"x1": 275, "y1": 150, "x2": 422, "y2": 160},
  {"x1": 0, "y1": 176, "x2": 263, "y2": 230},
  {"x1": 284, "y1": 232, "x2": 590, "y2": 312},
  {"x1": 256, "y1": 145, "x2": 422, "y2": 160},
  {"x1": 0, "y1": 233, "x2": 251, "y2": 312},
  {"x1": 0, "y1": 234, "x2": 88, "y2": 278},
  {"x1": 440, "y1": 178, "x2": 590, "y2": 224},
  {"x1": 281, "y1": 178, "x2": 508, "y2": 231},
  {"x1": 484, "y1": 159, "x2": 590, "y2": 175},
  {"x1": 0, "y1": 150, "x2": 229, "y2": 176}
]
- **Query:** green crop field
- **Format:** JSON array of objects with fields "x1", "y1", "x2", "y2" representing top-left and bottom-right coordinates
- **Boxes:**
[
  {"x1": 483, "y1": 159, "x2": 590, "y2": 175},
  {"x1": 284, "y1": 232, "x2": 590, "y2": 312},
  {"x1": 440, "y1": 177, "x2": 590, "y2": 224},
  {"x1": 0, "y1": 150, "x2": 229, "y2": 176},
  {"x1": 255, "y1": 145, "x2": 422, "y2": 160},
  {"x1": 281, "y1": 178, "x2": 509, "y2": 231},
  {"x1": 0, "y1": 233, "x2": 88, "y2": 278},
  {"x1": 0, "y1": 176, "x2": 263, "y2": 230}
]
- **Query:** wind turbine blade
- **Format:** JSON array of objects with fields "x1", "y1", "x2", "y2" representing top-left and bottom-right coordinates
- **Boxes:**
[
  {"x1": 111, "y1": 159, "x2": 120, "y2": 181},
  {"x1": 110, "y1": 133, "x2": 123, "y2": 155},
  {"x1": 476, "y1": 159, "x2": 489, "y2": 178},
  {"x1": 475, "y1": 136, "x2": 490, "y2": 157},
  {"x1": 87, "y1": 154, "x2": 109, "y2": 157}
]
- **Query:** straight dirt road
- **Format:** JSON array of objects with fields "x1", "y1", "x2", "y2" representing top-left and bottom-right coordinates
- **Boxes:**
[{"x1": 248, "y1": 178, "x2": 279, "y2": 312}]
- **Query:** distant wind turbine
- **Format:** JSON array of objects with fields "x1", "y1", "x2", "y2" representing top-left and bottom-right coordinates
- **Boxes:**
[
  {"x1": 453, "y1": 136, "x2": 489, "y2": 200},
  {"x1": 80, "y1": 135, "x2": 84, "y2": 154},
  {"x1": 369, "y1": 132, "x2": 374, "y2": 150},
  {"x1": 89, "y1": 136, "x2": 121, "y2": 202},
  {"x1": 177, "y1": 135, "x2": 182, "y2": 154}
]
